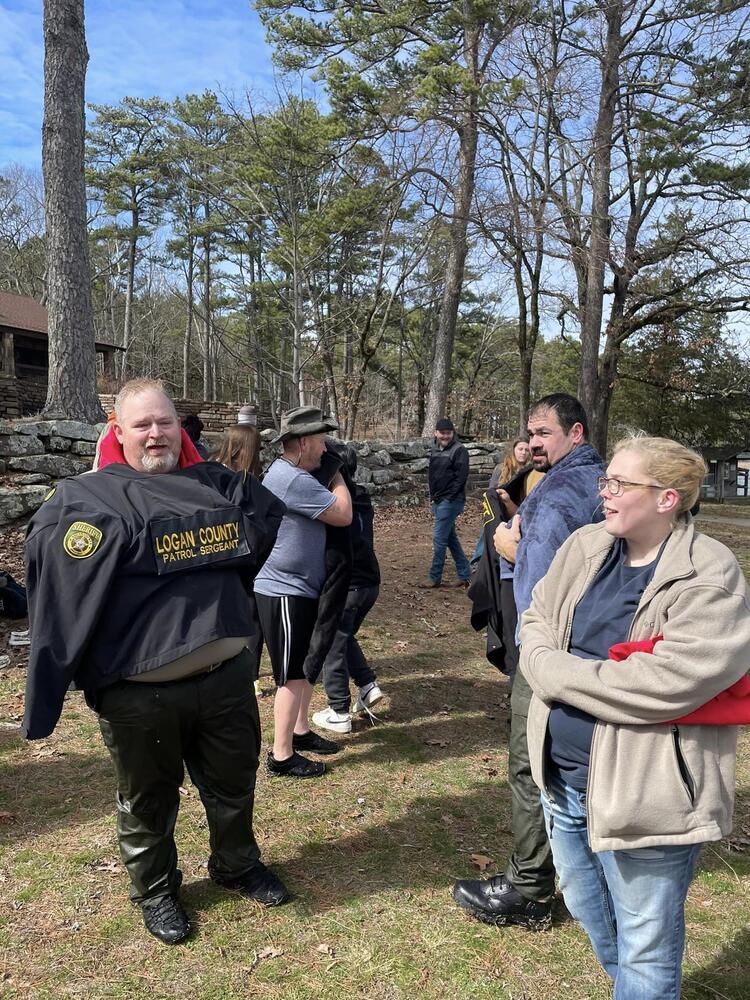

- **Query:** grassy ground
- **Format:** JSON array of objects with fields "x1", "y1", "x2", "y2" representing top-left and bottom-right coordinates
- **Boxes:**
[
  {"x1": 1, "y1": 503, "x2": 749, "y2": 999},
  {"x1": 698, "y1": 502, "x2": 750, "y2": 520}
]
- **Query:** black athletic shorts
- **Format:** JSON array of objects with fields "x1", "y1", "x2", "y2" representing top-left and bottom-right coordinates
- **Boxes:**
[{"x1": 254, "y1": 593, "x2": 319, "y2": 686}]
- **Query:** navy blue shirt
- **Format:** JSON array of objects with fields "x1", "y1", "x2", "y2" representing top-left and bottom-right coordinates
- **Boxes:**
[{"x1": 547, "y1": 537, "x2": 662, "y2": 791}]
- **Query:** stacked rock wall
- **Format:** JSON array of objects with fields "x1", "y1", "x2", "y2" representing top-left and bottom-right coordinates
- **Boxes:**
[
  {"x1": 0, "y1": 375, "x2": 21, "y2": 419},
  {"x1": 0, "y1": 418, "x2": 103, "y2": 525},
  {"x1": 0, "y1": 417, "x2": 504, "y2": 527},
  {"x1": 259, "y1": 433, "x2": 503, "y2": 501},
  {"x1": 98, "y1": 395, "x2": 274, "y2": 434}
]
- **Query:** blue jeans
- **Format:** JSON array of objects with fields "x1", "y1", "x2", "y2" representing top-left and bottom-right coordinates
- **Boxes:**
[
  {"x1": 429, "y1": 499, "x2": 471, "y2": 583},
  {"x1": 542, "y1": 772, "x2": 702, "y2": 1000},
  {"x1": 470, "y1": 531, "x2": 485, "y2": 566}
]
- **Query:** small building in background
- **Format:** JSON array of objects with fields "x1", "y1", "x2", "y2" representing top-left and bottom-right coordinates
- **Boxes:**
[
  {"x1": 700, "y1": 446, "x2": 750, "y2": 500},
  {"x1": 0, "y1": 291, "x2": 121, "y2": 417}
]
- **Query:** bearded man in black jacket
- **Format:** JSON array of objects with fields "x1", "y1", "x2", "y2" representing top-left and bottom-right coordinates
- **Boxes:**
[{"x1": 23, "y1": 379, "x2": 289, "y2": 945}]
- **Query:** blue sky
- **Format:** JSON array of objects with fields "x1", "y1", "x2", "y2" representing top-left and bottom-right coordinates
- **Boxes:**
[{"x1": 0, "y1": 0, "x2": 281, "y2": 167}]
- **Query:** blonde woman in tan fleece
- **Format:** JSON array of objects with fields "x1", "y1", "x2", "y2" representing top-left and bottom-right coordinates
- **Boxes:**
[{"x1": 520, "y1": 435, "x2": 750, "y2": 1000}]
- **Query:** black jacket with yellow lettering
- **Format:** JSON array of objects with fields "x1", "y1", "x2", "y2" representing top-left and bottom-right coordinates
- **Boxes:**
[{"x1": 22, "y1": 462, "x2": 285, "y2": 740}]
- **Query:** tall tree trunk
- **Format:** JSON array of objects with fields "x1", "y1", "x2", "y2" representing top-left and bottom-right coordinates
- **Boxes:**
[
  {"x1": 416, "y1": 366, "x2": 426, "y2": 435},
  {"x1": 513, "y1": 257, "x2": 532, "y2": 432},
  {"x1": 320, "y1": 340, "x2": 339, "y2": 424},
  {"x1": 202, "y1": 224, "x2": 211, "y2": 400},
  {"x1": 422, "y1": 103, "x2": 479, "y2": 434},
  {"x1": 211, "y1": 331, "x2": 218, "y2": 402},
  {"x1": 182, "y1": 241, "x2": 193, "y2": 398},
  {"x1": 42, "y1": 0, "x2": 104, "y2": 422},
  {"x1": 121, "y1": 206, "x2": 137, "y2": 379},
  {"x1": 590, "y1": 339, "x2": 619, "y2": 454},
  {"x1": 396, "y1": 306, "x2": 404, "y2": 439},
  {"x1": 347, "y1": 371, "x2": 367, "y2": 441},
  {"x1": 579, "y1": 1, "x2": 622, "y2": 452},
  {"x1": 291, "y1": 259, "x2": 305, "y2": 406},
  {"x1": 519, "y1": 346, "x2": 533, "y2": 433}
]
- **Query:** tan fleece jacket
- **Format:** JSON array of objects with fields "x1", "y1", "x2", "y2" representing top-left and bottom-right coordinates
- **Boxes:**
[{"x1": 520, "y1": 516, "x2": 750, "y2": 852}]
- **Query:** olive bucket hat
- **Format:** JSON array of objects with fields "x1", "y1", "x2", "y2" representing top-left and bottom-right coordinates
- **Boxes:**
[{"x1": 272, "y1": 405, "x2": 339, "y2": 443}]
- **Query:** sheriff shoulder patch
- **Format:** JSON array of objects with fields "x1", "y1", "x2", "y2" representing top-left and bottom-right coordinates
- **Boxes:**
[
  {"x1": 63, "y1": 521, "x2": 103, "y2": 559},
  {"x1": 481, "y1": 493, "x2": 493, "y2": 523}
]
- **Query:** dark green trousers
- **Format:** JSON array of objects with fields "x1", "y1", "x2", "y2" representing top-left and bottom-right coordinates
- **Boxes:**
[
  {"x1": 505, "y1": 669, "x2": 556, "y2": 902},
  {"x1": 96, "y1": 649, "x2": 261, "y2": 906}
]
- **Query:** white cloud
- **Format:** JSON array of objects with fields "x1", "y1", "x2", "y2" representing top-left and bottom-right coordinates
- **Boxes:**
[
  {"x1": 0, "y1": 0, "x2": 284, "y2": 168},
  {"x1": 0, "y1": 2, "x2": 44, "y2": 165}
]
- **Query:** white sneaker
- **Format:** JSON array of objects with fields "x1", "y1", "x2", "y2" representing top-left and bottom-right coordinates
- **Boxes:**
[
  {"x1": 312, "y1": 707, "x2": 352, "y2": 734},
  {"x1": 352, "y1": 683, "x2": 384, "y2": 715}
]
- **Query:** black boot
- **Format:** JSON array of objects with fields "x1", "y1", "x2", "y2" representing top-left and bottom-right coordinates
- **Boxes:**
[
  {"x1": 142, "y1": 894, "x2": 192, "y2": 944},
  {"x1": 213, "y1": 860, "x2": 290, "y2": 906},
  {"x1": 452, "y1": 872, "x2": 552, "y2": 930}
]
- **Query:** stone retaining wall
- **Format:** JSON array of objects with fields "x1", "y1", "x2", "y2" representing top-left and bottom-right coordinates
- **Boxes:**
[
  {"x1": 0, "y1": 417, "x2": 104, "y2": 525},
  {"x1": 0, "y1": 375, "x2": 20, "y2": 419},
  {"x1": 98, "y1": 395, "x2": 274, "y2": 434},
  {"x1": 259, "y1": 433, "x2": 503, "y2": 501},
  {"x1": 0, "y1": 416, "x2": 504, "y2": 526}
]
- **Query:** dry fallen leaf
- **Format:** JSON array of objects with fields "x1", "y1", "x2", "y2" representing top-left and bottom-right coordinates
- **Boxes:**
[
  {"x1": 315, "y1": 943, "x2": 335, "y2": 957},
  {"x1": 91, "y1": 860, "x2": 120, "y2": 873},
  {"x1": 470, "y1": 853, "x2": 494, "y2": 872},
  {"x1": 256, "y1": 947, "x2": 283, "y2": 961}
]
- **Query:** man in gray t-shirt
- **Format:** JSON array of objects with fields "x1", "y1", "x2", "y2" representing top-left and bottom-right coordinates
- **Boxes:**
[
  {"x1": 254, "y1": 406, "x2": 352, "y2": 779},
  {"x1": 254, "y1": 460, "x2": 335, "y2": 598}
]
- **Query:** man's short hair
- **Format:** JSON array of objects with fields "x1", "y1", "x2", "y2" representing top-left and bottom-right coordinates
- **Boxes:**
[
  {"x1": 529, "y1": 393, "x2": 589, "y2": 438},
  {"x1": 114, "y1": 378, "x2": 176, "y2": 421}
]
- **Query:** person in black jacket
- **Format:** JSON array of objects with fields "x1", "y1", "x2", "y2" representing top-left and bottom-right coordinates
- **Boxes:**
[
  {"x1": 23, "y1": 379, "x2": 290, "y2": 946},
  {"x1": 181, "y1": 412, "x2": 209, "y2": 459},
  {"x1": 313, "y1": 443, "x2": 385, "y2": 732},
  {"x1": 422, "y1": 417, "x2": 471, "y2": 588}
]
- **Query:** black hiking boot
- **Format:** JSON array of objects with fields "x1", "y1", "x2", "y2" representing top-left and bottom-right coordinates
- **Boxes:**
[{"x1": 452, "y1": 872, "x2": 552, "y2": 930}]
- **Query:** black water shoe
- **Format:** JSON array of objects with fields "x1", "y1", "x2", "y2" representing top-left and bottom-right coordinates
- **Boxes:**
[
  {"x1": 292, "y1": 729, "x2": 341, "y2": 755},
  {"x1": 267, "y1": 750, "x2": 325, "y2": 778}
]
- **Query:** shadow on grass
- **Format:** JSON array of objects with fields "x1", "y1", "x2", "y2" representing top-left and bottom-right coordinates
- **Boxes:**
[
  {"x1": 190, "y1": 783, "x2": 517, "y2": 918},
  {"x1": 375, "y1": 663, "x2": 511, "y2": 715},
  {"x1": 317, "y1": 666, "x2": 512, "y2": 770},
  {"x1": 323, "y1": 713, "x2": 510, "y2": 772},
  {"x1": 0, "y1": 748, "x2": 113, "y2": 845},
  {"x1": 684, "y1": 927, "x2": 750, "y2": 1000}
]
